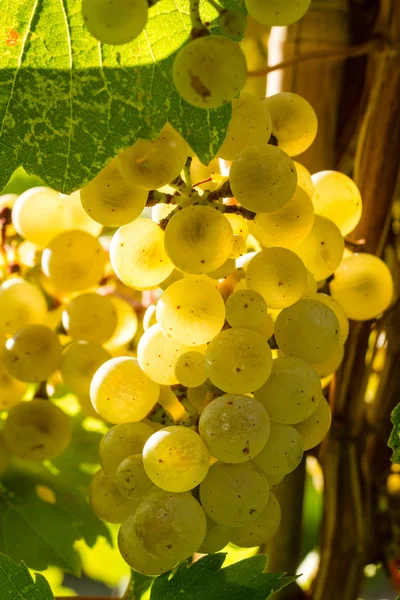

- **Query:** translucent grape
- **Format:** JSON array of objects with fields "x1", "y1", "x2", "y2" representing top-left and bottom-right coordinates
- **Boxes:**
[
  {"x1": 294, "y1": 161, "x2": 315, "y2": 198},
  {"x1": 230, "y1": 145, "x2": 297, "y2": 213},
  {"x1": 230, "y1": 235, "x2": 247, "y2": 259},
  {"x1": 205, "y1": 328, "x2": 272, "y2": 394},
  {"x1": 294, "y1": 215, "x2": 344, "y2": 281},
  {"x1": 245, "y1": 0, "x2": 311, "y2": 26},
  {"x1": 99, "y1": 421, "x2": 154, "y2": 480},
  {"x1": 142, "y1": 426, "x2": 210, "y2": 492},
  {"x1": 225, "y1": 289, "x2": 268, "y2": 330},
  {"x1": 156, "y1": 279, "x2": 225, "y2": 346},
  {"x1": 91, "y1": 357, "x2": 160, "y2": 423},
  {"x1": 175, "y1": 351, "x2": 207, "y2": 387},
  {"x1": 110, "y1": 218, "x2": 174, "y2": 289},
  {"x1": 119, "y1": 514, "x2": 177, "y2": 575},
  {"x1": 116, "y1": 454, "x2": 157, "y2": 499},
  {"x1": 263, "y1": 92, "x2": 318, "y2": 156},
  {"x1": 253, "y1": 422, "x2": 303, "y2": 477},
  {"x1": 254, "y1": 357, "x2": 322, "y2": 424},
  {"x1": 312, "y1": 342, "x2": 344, "y2": 377},
  {"x1": 302, "y1": 270, "x2": 318, "y2": 298},
  {"x1": 143, "y1": 305, "x2": 157, "y2": 331},
  {"x1": 61, "y1": 341, "x2": 110, "y2": 397},
  {"x1": 62, "y1": 293, "x2": 117, "y2": 344},
  {"x1": 12, "y1": 187, "x2": 71, "y2": 247},
  {"x1": 80, "y1": 159, "x2": 148, "y2": 227},
  {"x1": 230, "y1": 491, "x2": 281, "y2": 547},
  {"x1": 198, "y1": 516, "x2": 230, "y2": 553},
  {"x1": 310, "y1": 293, "x2": 349, "y2": 343},
  {"x1": 218, "y1": 92, "x2": 271, "y2": 161},
  {"x1": 199, "y1": 461, "x2": 269, "y2": 527},
  {"x1": 253, "y1": 313, "x2": 275, "y2": 342},
  {"x1": 312, "y1": 170, "x2": 362, "y2": 236},
  {"x1": 0, "y1": 278, "x2": 47, "y2": 337},
  {"x1": 190, "y1": 156, "x2": 221, "y2": 191},
  {"x1": 172, "y1": 36, "x2": 247, "y2": 109},
  {"x1": 225, "y1": 214, "x2": 249, "y2": 237},
  {"x1": 330, "y1": 253, "x2": 393, "y2": 321},
  {"x1": 251, "y1": 186, "x2": 314, "y2": 249},
  {"x1": 117, "y1": 124, "x2": 187, "y2": 190},
  {"x1": 82, "y1": 0, "x2": 148, "y2": 45},
  {"x1": 4, "y1": 399, "x2": 71, "y2": 461},
  {"x1": 295, "y1": 396, "x2": 331, "y2": 450},
  {"x1": 199, "y1": 394, "x2": 270, "y2": 463},
  {"x1": 62, "y1": 190, "x2": 103, "y2": 237},
  {"x1": 164, "y1": 205, "x2": 234, "y2": 274},
  {"x1": 208, "y1": 258, "x2": 236, "y2": 279},
  {"x1": 42, "y1": 230, "x2": 106, "y2": 294},
  {"x1": 275, "y1": 299, "x2": 340, "y2": 364},
  {"x1": 89, "y1": 469, "x2": 139, "y2": 524},
  {"x1": 105, "y1": 296, "x2": 138, "y2": 350},
  {"x1": 4, "y1": 325, "x2": 62, "y2": 383}
]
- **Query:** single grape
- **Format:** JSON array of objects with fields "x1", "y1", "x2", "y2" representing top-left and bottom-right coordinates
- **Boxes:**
[
  {"x1": 294, "y1": 396, "x2": 331, "y2": 450},
  {"x1": 302, "y1": 270, "x2": 318, "y2": 298},
  {"x1": 294, "y1": 215, "x2": 344, "y2": 281},
  {"x1": 142, "y1": 426, "x2": 210, "y2": 492},
  {"x1": 254, "y1": 357, "x2": 322, "y2": 424},
  {"x1": 230, "y1": 491, "x2": 281, "y2": 547},
  {"x1": 205, "y1": 328, "x2": 273, "y2": 394},
  {"x1": 80, "y1": 159, "x2": 148, "y2": 227},
  {"x1": 275, "y1": 299, "x2": 341, "y2": 364},
  {"x1": 164, "y1": 205, "x2": 234, "y2": 274},
  {"x1": 99, "y1": 421, "x2": 154, "y2": 480},
  {"x1": 117, "y1": 124, "x2": 187, "y2": 190},
  {"x1": 116, "y1": 454, "x2": 158, "y2": 500},
  {"x1": 91, "y1": 357, "x2": 160, "y2": 423},
  {"x1": 245, "y1": 0, "x2": 311, "y2": 26},
  {"x1": 225, "y1": 214, "x2": 249, "y2": 237},
  {"x1": 0, "y1": 278, "x2": 47, "y2": 337},
  {"x1": 143, "y1": 305, "x2": 157, "y2": 331},
  {"x1": 105, "y1": 296, "x2": 139, "y2": 350},
  {"x1": 198, "y1": 516, "x2": 230, "y2": 553},
  {"x1": 62, "y1": 293, "x2": 117, "y2": 344},
  {"x1": 61, "y1": 190, "x2": 103, "y2": 237},
  {"x1": 4, "y1": 324, "x2": 62, "y2": 383},
  {"x1": 230, "y1": 235, "x2": 247, "y2": 259},
  {"x1": 190, "y1": 156, "x2": 221, "y2": 191},
  {"x1": 310, "y1": 293, "x2": 349, "y2": 343},
  {"x1": 61, "y1": 340, "x2": 110, "y2": 397},
  {"x1": 4, "y1": 399, "x2": 71, "y2": 461},
  {"x1": 82, "y1": 0, "x2": 148, "y2": 45},
  {"x1": 312, "y1": 170, "x2": 362, "y2": 236},
  {"x1": 89, "y1": 469, "x2": 139, "y2": 524},
  {"x1": 175, "y1": 351, "x2": 207, "y2": 387},
  {"x1": 199, "y1": 461, "x2": 269, "y2": 527},
  {"x1": 253, "y1": 422, "x2": 303, "y2": 477},
  {"x1": 172, "y1": 36, "x2": 247, "y2": 109},
  {"x1": 229, "y1": 144, "x2": 297, "y2": 213},
  {"x1": 110, "y1": 218, "x2": 174, "y2": 289},
  {"x1": 294, "y1": 161, "x2": 315, "y2": 198},
  {"x1": 219, "y1": 9, "x2": 248, "y2": 39},
  {"x1": 330, "y1": 253, "x2": 393, "y2": 320},
  {"x1": 225, "y1": 289, "x2": 268, "y2": 330}
]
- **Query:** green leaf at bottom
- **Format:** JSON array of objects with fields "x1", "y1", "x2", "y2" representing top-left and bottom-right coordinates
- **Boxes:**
[{"x1": 0, "y1": 553, "x2": 54, "y2": 600}]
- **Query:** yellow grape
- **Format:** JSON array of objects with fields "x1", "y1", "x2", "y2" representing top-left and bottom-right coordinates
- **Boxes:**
[
  {"x1": 294, "y1": 161, "x2": 315, "y2": 198},
  {"x1": 225, "y1": 289, "x2": 268, "y2": 330},
  {"x1": 294, "y1": 396, "x2": 331, "y2": 450},
  {"x1": 175, "y1": 351, "x2": 207, "y2": 387},
  {"x1": 99, "y1": 421, "x2": 154, "y2": 480},
  {"x1": 82, "y1": 0, "x2": 148, "y2": 45},
  {"x1": 253, "y1": 422, "x2": 303, "y2": 476},
  {"x1": 62, "y1": 293, "x2": 117, "y2": 344},
  {"x1": 143, "y1": 305, "x2": 157, "y2": 331},
  {"x1": 230, "y1": 491, "x2": 281, "y2": 547},
  {"x1": 61, "y1": 340, "x2": 111, "y2": 397},
  {"x1": 116, "y1": 454, "x2": 158, "y2": 500},
  {"x1": 294, "y1": 215, "x2": 344, "y2": 281},
  {"x1": 302, "y1": 270, "x2": 318, "y2": 298},
  {"x1": 231, "y1": 235, "x2": 247, "y2": 258},
  {"x1": 159, "y1": 269, "x2": 184, "y2": 291},
  {"x1": 310, "y1": 292, "x2": 349, "y2": 343},
  {"x1": 0, "y1": 343, "x2": 28, "y2": 410},
  {"x1": 0, "y1": 278, "x2": 47, "y2": 337},
  {"x1": 225, "y1": 214, "x2": 249, "y2": 237},
  {"x1": 190, "y1": 156, "x2": 221, "y2": 191},
  {"x1": 105, "y1": 296, "x2": 138, "y2": 350},
  {"x1": 89, "y1": 469, "x2": 139, "y2": 524},
  {"x1": 312, "y1": 170, "x2": 362, "y2": 236},
  {"x1": 245, "y1": 0, "x2": 311, "y2": 25},
  {"x1": 198, "y1": 516, "x2": 230, "y2": 554},
  {"x1": 208, "y1": 258, "x2": 236, "y2": 279},
  {"x1": 61, "y1": 190, "x2": 103, "y2": 236}
]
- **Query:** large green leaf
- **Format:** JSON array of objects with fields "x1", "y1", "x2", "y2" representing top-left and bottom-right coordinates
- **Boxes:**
[
  {"x1": 0, "y1": 0, "x2": 245, "y2": 194},
  {"x1": 0, "y1": 553, "x2": 54, "y2": 600}
]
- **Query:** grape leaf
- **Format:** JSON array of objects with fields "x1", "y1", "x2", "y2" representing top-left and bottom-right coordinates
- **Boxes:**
[
  {"x1": 0, "y1": 0, "x2": 245, "y2": 195},
  {"x1": 0, "y1": 553, "x2": 54, "y2": 600},
  {"x1": 125, "y1": 570, "x2": 154, "y2": 600},
  {"x1": 149, "y1": 554, "x2": 297, "y2": 600},
  {"x1": 388, "y1": 403, "x2": 400, "y2": 463}
]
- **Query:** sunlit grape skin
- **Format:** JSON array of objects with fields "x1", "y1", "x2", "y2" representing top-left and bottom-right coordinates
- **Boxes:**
[
  {"x1": 99, "y1": 422, "x2": 154, "y2": 481},
  {"x1": 82, "y1": 0, "x2": 148, "y2": 45},
  {"x1": 245, "y1": 0, "x2": 311, "y2": 26},
  {"x1": 89, "y1": 469, "x2": 139, "y2": 524}
]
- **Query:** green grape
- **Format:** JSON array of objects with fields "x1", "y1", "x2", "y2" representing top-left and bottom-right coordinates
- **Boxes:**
[
  {"x1": 263, "y1": 92, "x2": 318, "y2": 156},
  {"x1": 82, "y1": 0, "x2": 148, "y2": 45},
  {"x1": 225, "y1": 214, "x2": 249, "y2": 237},
  {"x1": 117, "y1": 124, "x2": 187, "y2": 190},
  {"x1": 245, "y1": 0, "x2": 310, "y2": 26},
  {"x1": 218, "y1": 92, "x2": 271, "y2": 161},
  {"x1": 225, "y1": 289, "x2": 268, "y2": 330},
  {"x1": 251, "y1": 186, "x2": 314, "y2": 250},
  {"x1": 138, "y1": 324, "x2": 192, "y2": 385},
  {"x1": 4, "y1": 399, "x2": 71, "y2": 461},
  {"x1": 118, "y1": 514, "x2": 177, "y2": 575},
  {"x1": 80, "y1": 159, "x2": 148, "y2": 227},
  {"x1": 12, "y1": 187, "x2": 71, "y2": 247},
  {"x1": 205, "y1": 328, "x2": 272, "y2": 394},
  {"x1": 4, "y1": 325, "x2": 62, "y2": 382},
  {"x1": 246, "y1": 248, "x2": 307, "y2": 309},
  {"x1": 91, "y1": 357, "x2": 160, "y2": 424},
  {"x1": 198, "y1": 516, "x2": 230, "y2": 553},
  {"x1": 110, "y1": 218, "x2": 174, "y2": 289},
  {"x1": 156, "y1": 279, "x2": 225, "y2": 346},
  {"x1": 254, "y1": 357, "x2": 322, "y2": 424},
  {"x1": 0, "y1": 431, "x2": 11, "y2": 474},
  {"x1": 294, "y1": 215, "x2": 344, "y2": 281},
  {"x1": 312, "y1": 342, "x2": 344, "y2": 377},
  {"x1": 266, "y1": 473, "x2": 284, "y2": 489},
  {"x1": 230, "y1": 491, "x2": 281, "y2": 547},
  {"x1": 61, "y1": 340, "x2": 111, "y2": 397},
  {"x1": 172, "y1": 36, "x2": 247, "y2": 109},
  {"x1": 190, "y1": 156, "x2": 221, "y2": 191},
  {"x1": 312, "y1": 170, "x2": 362, "y2": 236},
  {"x1": 275, "y1": 299, "x2": 340, "y2": 364},
  {"x1": 199, "y1": 394, "x2": 270, "y2": 463},
  {"x1": 175, "y1": 351, "x2": 207, "y2": 387},
  {"x1": 142, "y1": 426, "x2": 210, "y2": 492},
  {"x1": 89, "y1": 469, "x2": 139, "y2": 524},
  {"x1": 62, "y1": 293, "x2": 117, "y2": 344},
  {"x1": 151, "y1": 202, "x2": 177, "y2": 224},
  {"x1": 134, "y1": 490, "x2": 207, "y2": 561},
  {"x1": 330, "y1": 253, "x2": 393, "y2": 321},
  {"x1": 199, "y1": 461, "x2": 269, "y2": 527},
  {"x1": 295, "y1": 396, "x2": 331, "y2": 450},
  {"x1": 253, "y1": 422, "x2": 303, "y2": 477},
  {"x1": 219, "y1": 9, "x2": 248, "y2": 39},
  {"x1": 116, "y1": 454, "x2": 158, "y2": 500},
  {"x1": 105, "y1": 296, "x2": 138, "y2": 350},
  {"x1": 302, "y1": 270, "x2": 318, "y2": 298},
  {"x1": 294, "y1": 161, "x2": 315, "y2": 198},
  {"x1": 61, "y1": 190, "x2": 103, "y2": 237},
  {"x1": 42, "y1": 230, "x2": 106, "y2": 294},
  {"x1": 229, "y1": 145, "x2": 297, "y2": 213},
  {"x1": 310, "y1": 293, "x2": 349, "y2": 343},
  {"x1": 164, "y1": 205, "x2": 234, "y2": 274},
  {"x1": 100, "y1": 421, "x2": 154, "y2": 480},
  {"x1": 143, "y1": 305, "x2": 157, "y2": 331},
  {"x1": 208, "y1": 258, "x2": 236, "y2": 279},
  {"x1": 0, "y1": 278, "x2": 47, "y2": 337}
]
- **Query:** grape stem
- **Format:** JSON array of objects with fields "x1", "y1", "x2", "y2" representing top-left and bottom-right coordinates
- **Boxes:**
[
  {"x1": 146, "y1": 190, "x2": 176, "y2": 207},
  {"x1": 182, "y1": 156, "x2": 193, "y2": 188}
]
